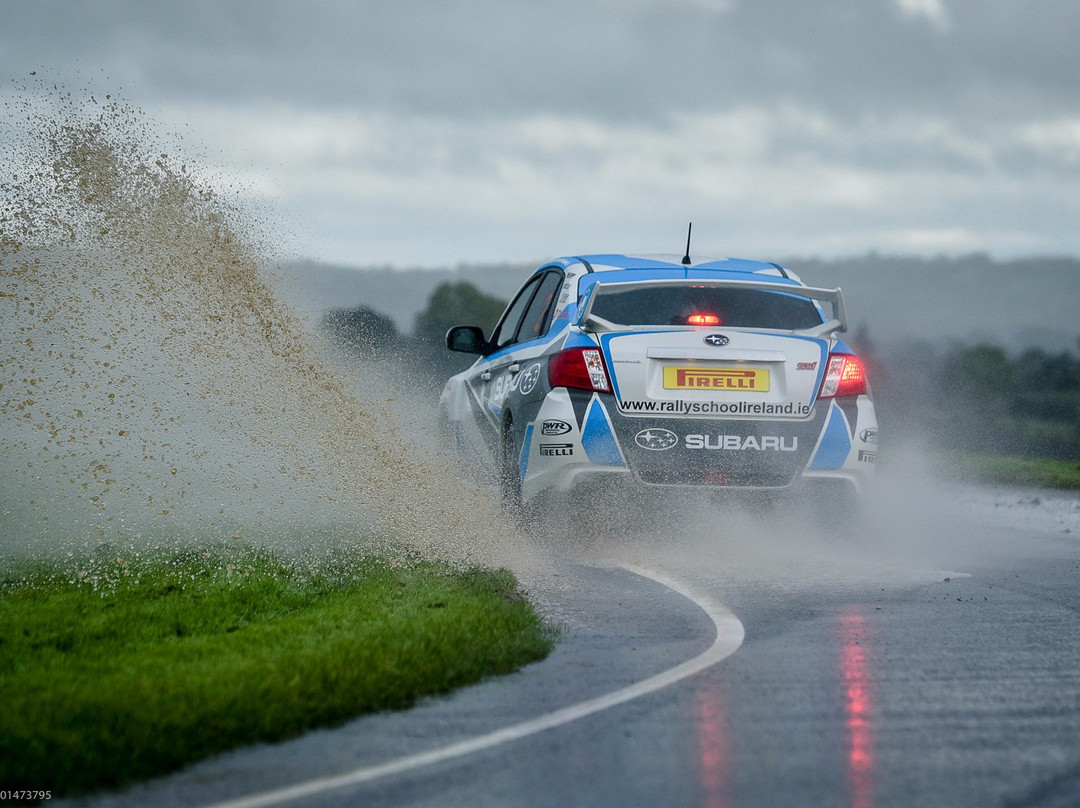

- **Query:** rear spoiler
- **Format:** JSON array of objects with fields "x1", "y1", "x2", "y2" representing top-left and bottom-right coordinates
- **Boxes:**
[{"x1": 575, "y1": 278, "x2": 848, "y2": 336}]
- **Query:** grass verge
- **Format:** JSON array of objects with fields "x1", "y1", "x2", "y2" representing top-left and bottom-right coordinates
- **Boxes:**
[
  {"x1": 932, "y1": 450, "x2": 1080, "y2": 490},
  {"x1": 0, "y1": 545, "x2": 555, "y2": 797}
]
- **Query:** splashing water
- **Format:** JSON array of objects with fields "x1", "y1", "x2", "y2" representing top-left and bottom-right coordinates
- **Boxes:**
[{"x1": 0, "y1": 87, "x2": 514, "y2": 566}]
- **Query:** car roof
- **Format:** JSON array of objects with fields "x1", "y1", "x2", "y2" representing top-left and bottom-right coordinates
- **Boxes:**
[{"x1": 541, "y1": 253, "x2": 804, "y2": 285}]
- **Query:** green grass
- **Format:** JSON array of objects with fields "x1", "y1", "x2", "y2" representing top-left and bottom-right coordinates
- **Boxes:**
[
  {"x1": 932, "y1": 450, "x2": 1080, "y2": 490},
  {"x1": 0, "y1": 545, "x2": 555, "y2": 796}
]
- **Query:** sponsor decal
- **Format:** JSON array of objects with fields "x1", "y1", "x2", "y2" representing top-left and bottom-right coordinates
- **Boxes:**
[
  {"x1": 685, "y1": 434, "x2": 798, "y2": 452},
  {"x1": 619, "y1": 399, "x2": 812, "y2": 416},
  {"x1": 541, "y1": 419, "x2": 573, "y2": 436},
  {"x1": 859, "y1": 428, "x2": 879, "y2": 444},
  {"x1": 634, "y1": 428, "x2": 679, "y2": 451},
  {"x1": 488, "y1": 371, "x2": 520, "y2": 404},
  {"x1": 540, "y1": 443, "x2": 574, "y2": 457},
  {"x1": 703, "y1": 334, "x2": 730, "y2": 346},
  {"x1": 663, "y1": 366, "x2": 770, "y2": 391},
  {"x1": 796, "y1": 361, "x2": 818, "y2": 371},
  {"x1": 858, "y1": 450, "x2": 877, "y2": 463},
  {"x1": 518, "y1": 362, "x2": 542, "y2": 395}
]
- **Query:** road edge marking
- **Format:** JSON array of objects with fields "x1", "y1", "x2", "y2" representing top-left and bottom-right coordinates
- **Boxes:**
[{"x1": 201, "y1": 564, "x2": 745, "y2": 808}]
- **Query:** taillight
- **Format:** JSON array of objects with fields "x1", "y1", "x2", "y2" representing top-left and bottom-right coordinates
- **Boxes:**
[
  {"x1": 548, "y1": 347, "x2": 611, "y2": 393},
  {"x1": 819, "y1": 354, "x2": 867, "y2": 398}
]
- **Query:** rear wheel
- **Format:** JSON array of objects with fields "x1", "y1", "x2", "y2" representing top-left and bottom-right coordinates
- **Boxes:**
[
  {"x1": 498, "y1": 414, "x2": 524, "y2": 512},
  {"x1": 797, "y1": 479, "x2": 866, "y2": 538},
  {"x1": 499, "y1": 415, "x2": 558, "y2": 534}
]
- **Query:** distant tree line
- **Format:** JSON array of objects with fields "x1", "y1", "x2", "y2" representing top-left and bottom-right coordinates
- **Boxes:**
[
  {"x1": 320, "y1": 280, "x2": 506, "y2": 379},
  {"x1": 868, "y1": 338, "x2": 1080, "y2": 461},
  {"x1": 324, "y1": 281, "x2": 1080, "y2": 462}
]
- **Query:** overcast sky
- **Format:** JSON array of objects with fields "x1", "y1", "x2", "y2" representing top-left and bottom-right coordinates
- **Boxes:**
[{"x1": 3, "y1": 0, "x2": 1079, "y2": 267}]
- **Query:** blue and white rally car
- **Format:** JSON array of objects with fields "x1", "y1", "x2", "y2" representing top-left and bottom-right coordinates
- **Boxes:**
[{"x1": 440, "y1": 254, "x2": 877, "y2": 511}]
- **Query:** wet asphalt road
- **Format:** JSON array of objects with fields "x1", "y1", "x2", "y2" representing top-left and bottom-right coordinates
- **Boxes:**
[{"x1": 67, "y1": 477, "x2": 1080, "y2": 808}]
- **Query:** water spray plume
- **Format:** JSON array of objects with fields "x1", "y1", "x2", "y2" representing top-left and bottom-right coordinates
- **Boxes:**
[{"x1": 1, "y1": 84, "x2": 513, "y2": 567}]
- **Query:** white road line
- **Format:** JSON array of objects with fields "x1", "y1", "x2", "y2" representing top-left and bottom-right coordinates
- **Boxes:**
[{"x1": 201, "y1": 564, "x2": 745, "y2": 808}]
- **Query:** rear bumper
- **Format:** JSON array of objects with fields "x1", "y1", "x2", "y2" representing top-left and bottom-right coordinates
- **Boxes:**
[{"x1": 519, "y1": 389, "x2": 877, "y2": 504}]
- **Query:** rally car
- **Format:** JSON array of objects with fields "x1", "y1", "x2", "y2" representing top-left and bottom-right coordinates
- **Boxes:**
[{"x1": 439, "y1": 254, "x2": 877, "y2": 511}]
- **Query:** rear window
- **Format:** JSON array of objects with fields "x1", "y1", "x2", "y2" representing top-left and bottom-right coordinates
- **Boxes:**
[{"x1": 589, "y1": 284, "x2": 823, "y2": 330}]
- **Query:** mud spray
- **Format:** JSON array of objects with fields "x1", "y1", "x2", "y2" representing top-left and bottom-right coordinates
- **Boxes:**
[{"x1": 0, "y1": 86, "x2": 519, "y2": 570}]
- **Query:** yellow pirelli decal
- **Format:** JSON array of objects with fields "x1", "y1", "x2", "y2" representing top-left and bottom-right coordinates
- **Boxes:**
[{"x1": 663, "y1": 366, "x2": 770, "y2": 391}]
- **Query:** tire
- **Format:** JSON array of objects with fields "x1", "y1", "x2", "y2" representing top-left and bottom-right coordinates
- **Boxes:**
[{"x1": 498, "y1": 413, "x2": 524, "y2": 513}]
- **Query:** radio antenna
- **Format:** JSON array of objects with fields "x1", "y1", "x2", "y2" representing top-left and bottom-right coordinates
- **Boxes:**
[{"x1": 681, "y1": 222, "x2": 693, "y2": 265}]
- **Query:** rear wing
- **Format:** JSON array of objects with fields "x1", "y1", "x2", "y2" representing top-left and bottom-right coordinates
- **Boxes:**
[{"x1": 575, "y1": 278, "x2": 848, "y2": 336}]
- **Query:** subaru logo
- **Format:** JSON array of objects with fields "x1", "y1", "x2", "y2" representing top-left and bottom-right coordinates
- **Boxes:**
[
  {"x1": 518, "y1": 362, "x2": 542, "y2": 395},
  {"x1": 635, "y1": 428, "x2": 679, "y2": 451},
  {"x1": 704, "y1": 334, "x2": 729, "y2": 346}
]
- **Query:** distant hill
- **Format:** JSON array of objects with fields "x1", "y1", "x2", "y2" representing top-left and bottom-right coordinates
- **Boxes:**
[
  {"x1": 271, "y1": 254, "x2": 1080, "y2": 354},
  {"x1": 789, "y1": 254, "x2": 1080, "y2": 354}
]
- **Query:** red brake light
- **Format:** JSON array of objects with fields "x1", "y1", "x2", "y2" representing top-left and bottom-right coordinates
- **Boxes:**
[
  {"x1": 687, "y1": 313, "x2": 721, "y2": 326},
  {"x1": 548, "y1": 347, "x2": 611, "y2": 393},
  {"x1": 819, "y1": 354, "x2": 867, "y2": 398}
]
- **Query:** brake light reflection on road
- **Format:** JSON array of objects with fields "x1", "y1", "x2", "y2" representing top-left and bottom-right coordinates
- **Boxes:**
[
  {"x1": 696, "y1": 682, "x2": 734, "y2": 808},
  {"x1": 840, "y1": 609, "x2": 875, "y2": 808}
]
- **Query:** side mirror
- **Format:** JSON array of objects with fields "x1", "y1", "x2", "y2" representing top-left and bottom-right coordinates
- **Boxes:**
[{"x1": 445, "y1": 325, "x2": 490, "y2": 355}]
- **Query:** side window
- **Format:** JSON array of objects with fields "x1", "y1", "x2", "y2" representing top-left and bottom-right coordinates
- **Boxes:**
[
  {"x1": 517, "y1": 271, "x2": 563, "y2": 343},
  {"x1": 490, "y1": 275, "x2": 542, "y2": 351}
]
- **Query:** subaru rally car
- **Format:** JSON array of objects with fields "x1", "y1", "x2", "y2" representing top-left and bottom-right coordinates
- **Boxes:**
[{"x1": 439, "y1": 254, "x2": 877, "y2": 510}]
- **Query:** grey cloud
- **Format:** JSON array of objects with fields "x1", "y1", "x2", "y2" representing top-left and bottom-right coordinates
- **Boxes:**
[
  {"x1": 3, "y1": 0, "x2": 1078, "y2": 264},
  {"x1": 4, "y1": 0, "x2": 1077, "y2": 124}
]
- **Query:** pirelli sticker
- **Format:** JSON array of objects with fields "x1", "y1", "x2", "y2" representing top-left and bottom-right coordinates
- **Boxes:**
[{"x1": 663, "y1": 366, "x2": 770, "y2": 392}]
